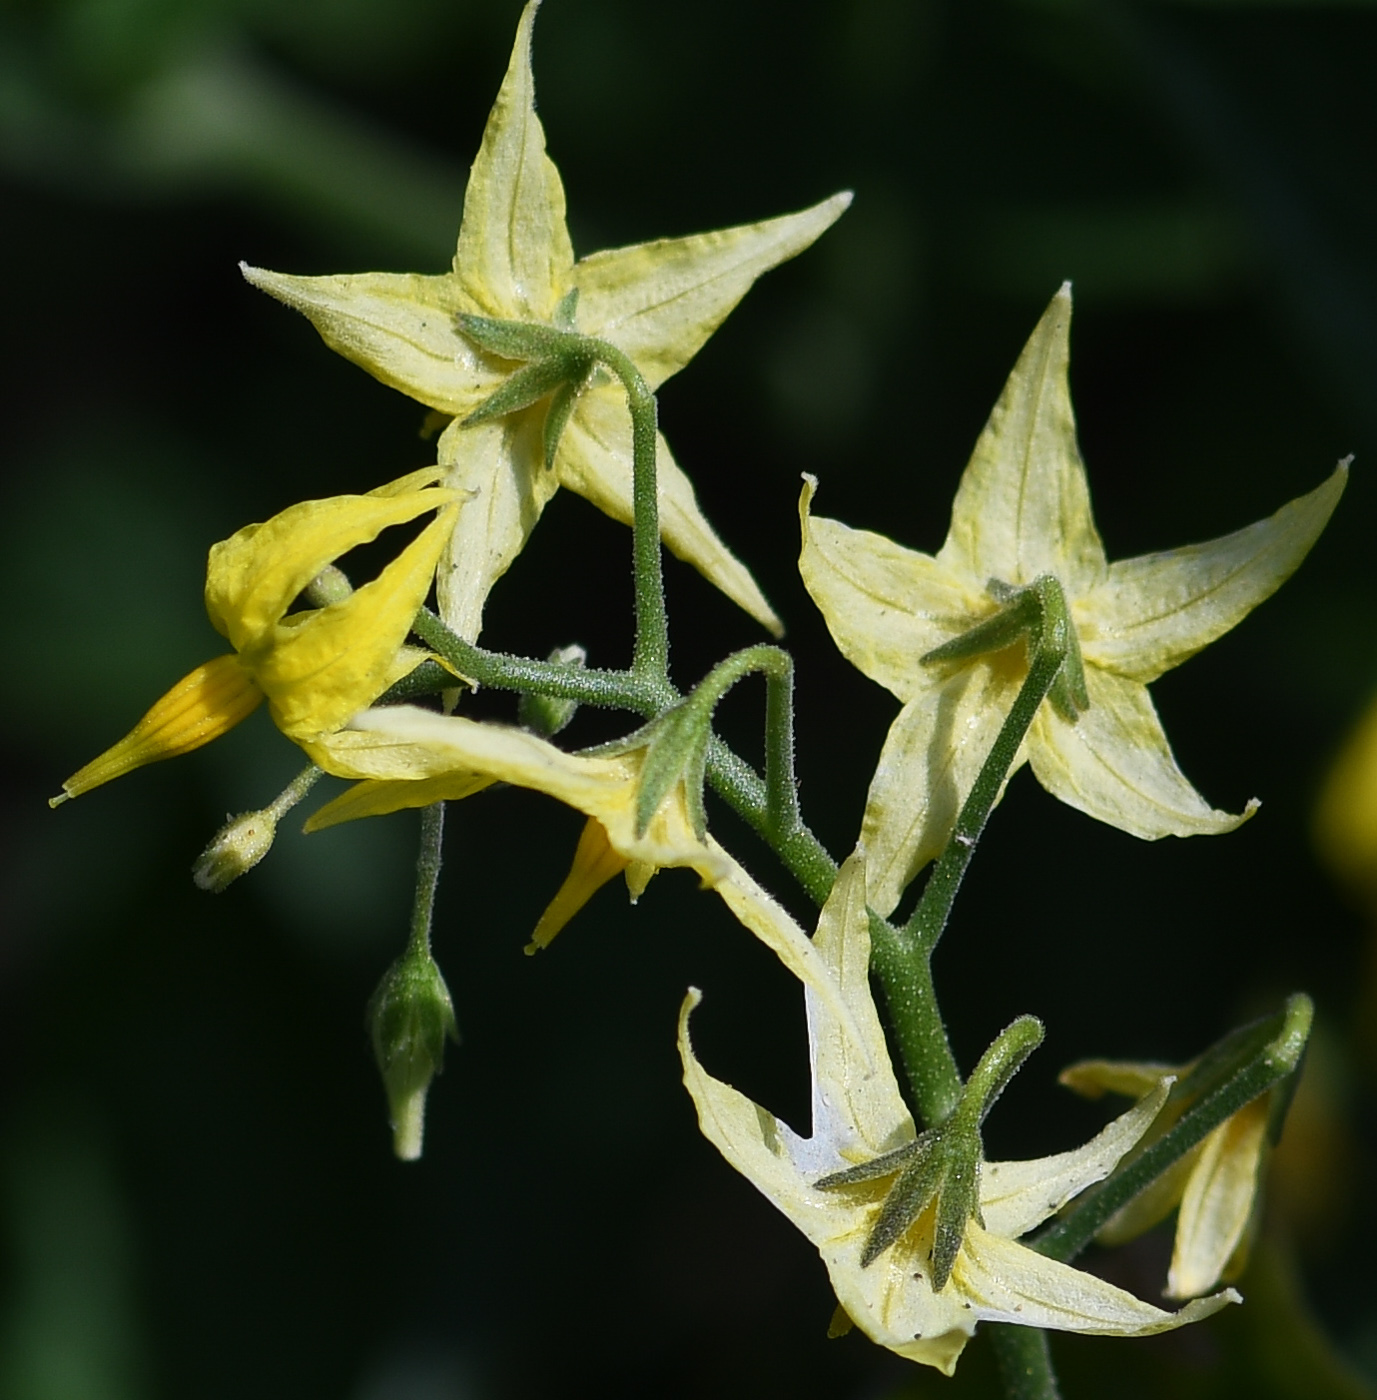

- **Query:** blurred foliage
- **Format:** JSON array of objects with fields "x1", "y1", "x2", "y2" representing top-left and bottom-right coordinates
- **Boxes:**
[{"x1": 5, "y1": 0, "x2": 1377, "y2": 1396}]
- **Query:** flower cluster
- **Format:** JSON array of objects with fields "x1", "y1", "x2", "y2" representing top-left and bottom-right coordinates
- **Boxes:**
[{"x1": 52, "y1": 0, "x2": 1338, "y2": 1385}]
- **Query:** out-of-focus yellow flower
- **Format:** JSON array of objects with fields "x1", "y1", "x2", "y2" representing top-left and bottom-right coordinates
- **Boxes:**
[
  {"x1": 800, "y1": 284, "x2": 1345, "y2": 917},
  {"x1": 681, "y1": 857, "x2": 1237, "y2": 1374},
  {"x1": 52, "y1": 470, "x2": 457, "y2": 803},
  {"x1": 1060, "y1": 1057, "x2": 1274, "y2": 1299},
  {"x1": 243, "y1": 1, "x2": 849, "y2": 642},
  {"x1": 301, "y1": 705, "x2": 852, "y2": 1022},
  {"x1": 1314, "y1": 693, "x2": 1377, "y2": 903}
]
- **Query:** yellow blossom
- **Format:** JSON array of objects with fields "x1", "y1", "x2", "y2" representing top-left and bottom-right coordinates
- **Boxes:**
[
  {"x1": 300, "y1": 705, "x2": 854, "y2": 1024},
  {"x1": 52, "y1": 470, "x2": 457, "y2": 803},
  {"x1": 1061, "y1": 1057, "x2": 1275, "y2": 1300},
  {"x1": 242, "y1": 1, "x2": 850, "y2": 642},
  {"x1": 800, "y1": 284, "x2": 1345, "y2": 917},
  {"x1": 680, "y1": 857, "x2": 1237, "y2": 1374}
]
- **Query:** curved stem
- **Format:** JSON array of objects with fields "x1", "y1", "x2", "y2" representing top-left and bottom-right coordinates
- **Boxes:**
[{"x1": 989, "y1": 1326, "x2": 1062, "y2": 1400}]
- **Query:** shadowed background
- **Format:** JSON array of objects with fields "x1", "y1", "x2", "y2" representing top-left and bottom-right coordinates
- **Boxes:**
[{"x1": 2, "y1": 1, "x2": 1377, "y2": 1396}]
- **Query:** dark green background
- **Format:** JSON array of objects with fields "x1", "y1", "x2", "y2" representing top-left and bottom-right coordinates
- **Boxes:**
[{"x1": 3, "y1": 0, "x2": 1376, "y2": 1396}]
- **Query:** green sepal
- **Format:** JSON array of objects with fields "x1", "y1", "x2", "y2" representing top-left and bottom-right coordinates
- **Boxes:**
[
  {"x1": 517, "y1": 645, "x2": 587, "y2": 738},
  {"x1": 553, "y1": 287, "x2": 580, "y2": 330},
  {"x1": 1034, "y1": 993, "x2": 1313, "y2": 1263},
  {"x1": 455, "y1": 311, "x2": 583, "y2": 363},
  {"x1": 464, "y1": 357, "x2": 577, "y2": 426},
  {"x1": 633, "y1": 700, "x2": 713, "y2": 840},
  {"x1": 542, "y1": 376, "x2": 583, "y2": 469},
  {"x1": 922, "y1": 574, "x2": 1089, "y2": 724}
]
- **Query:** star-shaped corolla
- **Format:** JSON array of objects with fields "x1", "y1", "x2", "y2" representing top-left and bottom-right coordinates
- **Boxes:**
[
  {"x1": 800, "y1": 284, "x2": 1346, "y2": 917},
  {"x1": 1061, "y1": 1058, "x2": 1273, "y2": 1300},
  {"x1": 242, "y1": 1, "x2": 849, "y2": 642},
  {"x1": 52, "y1": 470, "x2": 457, "y2": 803},
  {"x1": 300, "y1": 704, "x2": 852, "y2": 1021},
  {"x1": 679, "y1": 857, "x2": 1237, "y2": 1375}
]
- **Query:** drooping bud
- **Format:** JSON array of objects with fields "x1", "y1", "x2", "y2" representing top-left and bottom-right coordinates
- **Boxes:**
[
  {"x1": 192, "y1": 809, "x2": 279, "y2": 892},
  {"x1": 367, "y1": 952, "x2": 459, "y2": 1161}
]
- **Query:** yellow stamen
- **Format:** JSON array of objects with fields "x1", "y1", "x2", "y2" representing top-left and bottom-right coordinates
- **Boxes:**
[
  {"x1": 526, "y1": 817, "x2": 628, "y2": 953},
  {"x1": 51, "y1": 655, "x2": 263, "y2": 805}
]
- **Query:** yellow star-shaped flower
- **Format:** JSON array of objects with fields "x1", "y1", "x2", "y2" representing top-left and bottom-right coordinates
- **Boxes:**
[
  {"x1": 680, "y1": 857, "x2": 1236, "y2": 1375},
  {"x1": 52, "y1": 470, "x2": 457, "y2": 803},
  {"x1": 800, "y1": 284, "x2": 1346, "y2": 917},
  {"x1": 242, "y1": 1, "x2": 849, "y2": 642},
  {"x1": 1060, "y1": 1057, "x2": 1275, "y2": 1301},
  {"x1": 300, "y1": 704, "x2": 854, "y2": 1027}
]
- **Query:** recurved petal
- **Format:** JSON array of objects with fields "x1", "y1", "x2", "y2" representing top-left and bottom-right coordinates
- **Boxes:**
[
  {"x1": 1168, "y1": 1097, "x2": 1269, "y2": 1299},
  {"x1": 859, "y1": 663, "x2": 1024, "y2": 919},
  {"x1": 1078, "y1": 464, "x2": 1347, "y2": 684},
  {"x1": 980, "y1": 1078, "x2": 1170, "y2": 1239},
  {"x1": 453, "y1": 1, "x2": 573, "y2": 321},
  {"x1": 936, "y1": 284, "x2": 1107, "y2": 595},
  {"x1": 435, "y1": 411, "x2": 559, "y2": 641},
  {"x1": 575, "y1": 192, "x2": 852, "y2": 392},
  {"x1": 254, "y1": 504, "x2": 458, "y2": 739},
  {"x1": 955, "y1": 1226, "x2": 1239, "y2": 1335},
  {"x1": 240, "y1": 266, "x2": 490, "y2": 415},
  {"x1": 1028, "y1": 666, "x2": 1256, "y2": 841},
  {"x1": 679, "y1": 988, "x2": 837, "y2": 1225},
  {"x1": 558, "y1": 389, "x2": 782, "y2": 635},
  {"x1": 799, "y1": 475, "x2": 979, "y2": 701},
  {"x1": 205, "y1": 481, "x2": 457, "y2": 651},
  {"x1": 805, "y1": 857, "x2": 911, "y2": 1157}
]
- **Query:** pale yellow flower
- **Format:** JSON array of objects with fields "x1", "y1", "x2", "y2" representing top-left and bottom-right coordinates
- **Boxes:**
[
  {"x1": 52, "y1": 470, "x2": 457, "y2": 803},
  {"x1": 1061, "y1": 1058, "x2": 1274, "y2": 1300},
  {"x1": 242, "y1": 1, "x2": 850, "y2": 642},
  {"x1": 303, "y1": 705, "x2": 853, "y2": 1022},
  {"x1": 680, "y1": 857, "x2": 1237, "y2": 1374},
  {"x1": 800, "y1": 284, "x2": 1346, "y2": 917}
]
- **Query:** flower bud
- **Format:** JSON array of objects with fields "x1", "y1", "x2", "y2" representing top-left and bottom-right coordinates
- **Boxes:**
[
  {"x1": 517, "y1": 644, "x2": 586, "y2": 739},
  {"x1": 367, "y1": 952, "x2": 459, "y2": 1161},
  {"x1": 192, "y1": 809, "x2": 279, "y2": 892}
]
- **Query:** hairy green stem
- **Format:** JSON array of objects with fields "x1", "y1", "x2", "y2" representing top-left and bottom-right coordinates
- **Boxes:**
[
  {"x1": 870, "y1": 577, "x2": 1075, "y2": 1129},
  {"x1": 989, "y1": 1326, "x2": 1062, "y2": 1400},
  {"x1": 409, "y1": 802, "x2": 446, "y2": 959},
  {"x1": 589, "y1": 340, "x2": 668, "y2": 681}
]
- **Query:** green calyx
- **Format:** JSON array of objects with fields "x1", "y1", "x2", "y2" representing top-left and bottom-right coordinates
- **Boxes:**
[
  {"x1": 817, "y1": 1015, "x2": 1044, "y2": 1290},
  {"x1": 923, "y1": 574, "x2": 1089, "y2": 724},
  {"x1": 457, "y1": 312, "x2": 602, "y2": 469}
]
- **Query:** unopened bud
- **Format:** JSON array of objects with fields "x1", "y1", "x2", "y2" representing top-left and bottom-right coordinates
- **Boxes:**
[
  {"x1": 367, "y1": 952, "x2": 459, "y2": 1161},
  {"x1": 192, "y1": 809, "x2": 278, "y2": 892},
  {"x1": 518, "y1": 644, "x2": 587, "y2": 739}
]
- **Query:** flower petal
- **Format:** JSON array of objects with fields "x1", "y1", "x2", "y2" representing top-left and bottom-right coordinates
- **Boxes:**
[
  {"x1": 937, "y1": 284, "x2": 1107, "y2": 595},
  {"x1": 434, "y1": 411, "x2": 559, "y2": 640},
  {"x1": 1168, "y1": 1096, "x2": 1269, "y2": 1299},
  {"x1": 859, "y1": 663, "x2": 1025, "y2": 919},
  {"x1": 981, "y1": 1078, "x2": 1170, "y2": 1239},
  {"x1": 205, "y1": 479, "x2": 456, "y2": 650},
  {"x1": 575, "y1": 192, "x2": 852, "y2": 392},
  {"x1": 238, "y1": 266, "x2": 486, "y2": 415},
  {"x1": 528, "y1": 817, "x2": 629, "y2": 951},
  {"x1": 453, "y1": 0, "x2": 572, "y2": 322},
  {"x1": 52, "y1": 655, "x2": 262, "y2": 803},
  {"x1": 805, "y1": 857, "x2": 911, "y2": 1157},
  {"x1": 254, "y1": 504, "x2": 458, "y2": 739},
  {"x1": 1078, "y1": 464, "x2": 1347, "y2": 684},
  {"x1": 956, "y1": 1225, "x2": 1238, "y2": 1334},
  {"x1": 558, "y1": 390, "x2": 782, "y2": 635},
  {"x1": 799, "y1": 474, "x2": 979, "y2": 702},
  {"x1": 304, "y1": 771, "x2": 496, "y2": 830},
  {"x1": 1029, "y1": 666, "x2": 1256, "y2": 840}
]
